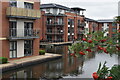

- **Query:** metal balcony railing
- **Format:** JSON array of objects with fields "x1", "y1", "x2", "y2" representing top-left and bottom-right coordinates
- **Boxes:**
[
  {"x1": 46, "y1": 30, "x2": 64, "y2": 34},
  {"x1": 78, "y1": 30, "x2": 85, "y2": 34},
  {"x1": 6, "y1": 7, "x2": 41, "y2": 19},
  {"x1": 78, "y1": 22, "x2": 86, "y2": 27},
  {"x1": 46, "y1": 21, "x2": 64, "y2": 26},
  {"x1": 9, "y1": 28, "x2": 40, "y2": 40},
  {"x1": 47, "y1": 39, "x2": 64, "y2": 42}
]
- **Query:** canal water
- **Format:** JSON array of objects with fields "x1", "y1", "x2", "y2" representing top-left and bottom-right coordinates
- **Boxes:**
[{"x1": 2, "y1": 45, "x2": 118, "y2": 79}]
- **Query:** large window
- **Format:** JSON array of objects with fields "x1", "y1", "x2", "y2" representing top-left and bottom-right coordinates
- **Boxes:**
[
  {"x1": 112, "y1": 23, "x2": 117, "y2": 27},
  {"x1": 58, "y1": 18, "x2": 63, "y2": 25},
  {"x1": 47, "y1": 28, "x2": 52, "y2": 33},
  {"x1": 24, "y1": 2, "x2": 33, "y2": 9},
  {"x1": 24, "y1": 22, "x2": 33, "y2": 36},
  {"x1": 112, "y1": 27, "x2": 117, "y2": 32},
  {"x1": 53, "y1": 9, "x2": 58, "y2": 14},
  {"x1": 9, "y1": 21, "x2": 17, "y2": 37},
  {"x1": 10, "y1": 41, "x2": 17, "y2": 58},
  {"x1": 10, "y1": 0, "x2": 17, "y2": 7},
  {"x1": 47, "y1": 36, "x2": 52, "y2": 42},
  {"x1": 24, "y1": 40, "x2": 33, "y2": 56}
]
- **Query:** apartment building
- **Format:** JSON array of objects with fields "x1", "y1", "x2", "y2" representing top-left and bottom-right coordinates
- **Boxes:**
[
  {"x1": 0, "y1": 0, "x2": 41, "y2": 59},
  {"x1": 85, "y1": 18, "x2": 98, "y2": 36},
  {"x1": 97, "y1": 19, "x2": 118, "y2": 37},
  {"x1": 40, "y1": 3, "x2": 86, "y2": 42}
]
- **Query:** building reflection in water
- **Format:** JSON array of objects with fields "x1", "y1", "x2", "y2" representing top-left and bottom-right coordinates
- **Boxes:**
[{"x1": 2, "y1": 45, "x2": 96, "y2": 79}]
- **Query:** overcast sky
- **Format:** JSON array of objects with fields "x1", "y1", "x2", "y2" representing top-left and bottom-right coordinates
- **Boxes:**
[{"x1": 41, "y1": 0, "x2": 119, "y2": 20}]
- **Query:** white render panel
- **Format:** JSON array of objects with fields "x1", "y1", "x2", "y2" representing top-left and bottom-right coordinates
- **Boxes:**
[
  {"x1": 118, "y1": 1, "x2": 120, "y2": 16},
  {"x1": 17, "y1": 40, "x2": 24, "y2": 58},
  {"x1": 59, "y1": 9, "x2": 65, "y2": 14},
  {"x1": 17, "y1": 1, "x2": 24, "y2": 8},
  {"x1": 17, "y1": 20, "x2": 24, "y2": 37}
]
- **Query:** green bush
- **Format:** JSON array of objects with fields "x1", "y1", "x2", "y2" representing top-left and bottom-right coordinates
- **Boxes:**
[
  {"x1": 0, "y1": 57, "x2": 8, "y2": 64},
  {"x1": 39, "y1": 50, "x2": 45, "y2": 55}
]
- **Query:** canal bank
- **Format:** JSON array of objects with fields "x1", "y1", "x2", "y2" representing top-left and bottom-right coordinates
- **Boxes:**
[{"x1": 0, "y1": 53, "x2": 62, "y2": 72}]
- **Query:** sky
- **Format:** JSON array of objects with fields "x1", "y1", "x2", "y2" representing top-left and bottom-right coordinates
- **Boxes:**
[{"x1": 41, "y1": 0, "x2": 119, "y2": 20}]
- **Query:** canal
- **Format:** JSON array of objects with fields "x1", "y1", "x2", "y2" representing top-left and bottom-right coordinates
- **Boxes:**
[{"x1": 2, "y1": 45, "x2": 118, "y2": 79}]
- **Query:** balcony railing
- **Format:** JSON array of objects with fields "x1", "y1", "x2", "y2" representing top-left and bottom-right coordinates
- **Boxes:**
[
  {"x1": 46, "y1": 22, "x2": 64, "y2": 26},
  {"x1": 46, "y1": 30, "x2": 64, "y2": 35},
  {"x1": 8, "y1": 28, "x2": 40, "y2": 40},
  {"x1": 6, "y1": 7, "x2": 41, "y2": 19},
  {"x1": 78, "y1": 23, "x2": 86, "y2": 27},
  {"x1": 78, "y1": 30, "x2": 85, "y2": 34},
  {"x1": 45, "y1": 39, "x2": 64, "y2": 42}
]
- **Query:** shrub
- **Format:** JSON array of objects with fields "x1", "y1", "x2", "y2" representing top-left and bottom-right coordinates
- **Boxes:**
[
  {"x1": 39, "y1": 50, "x2": 45, "y2": 55},
  {"x1": 0, "y1": 57, "x2": 8, "y2": 64}
]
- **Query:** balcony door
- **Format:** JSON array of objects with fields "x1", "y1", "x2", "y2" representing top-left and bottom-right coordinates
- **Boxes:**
[
  {"x1": 24, "y1": 40, "x2": 33, "y2": 56},
  {"x1": 9, "y1": 21, "x2": 17, "y2": 37},
  {"x1": 24, "y1": 22, "x2": 33, "y2": 36}
]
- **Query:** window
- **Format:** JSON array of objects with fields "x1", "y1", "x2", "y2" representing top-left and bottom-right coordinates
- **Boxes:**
[
  {"x1": 58, "y1": 18, "x2": 63, "y2": 25},
  {"x1": 78, "y1": 20, "x2": 80, "y2": 25},
  {"x1": 10, "y1": 41, "x2": 17, "y2": 58},
  {"x1": 68, "y1": 19, "x2": 74, "y2": 25},
  {"x1": 47, "y1": 28, "x2": 52, "y2": 33},
  {"x1": 112, "y1": 23, "x2": 117, "y2": 27},
  {"x1": 24, "y1": 40, "x2": 33, "y2": 56},
  {"x1": 112, "y1": 27, "x2": 117, "y2": 32},
  {"x1": 53, "y1": 9, "x2": 58, "y2": 14},
  {"x1": 71, "y1": 19, "x2": 74, "y2": 25},
  {"x1": 68, "y1": 19, "x2": 71, "y2": 25},
  {"x1": 10, "y1": 0, "x2": 17, "y2": 7},
  {"x1": 47, "y1": 36, "x2": 52, "y2": 41},
  {"x1": 112, "y1": 34, "x2": 116, "y2": 37},
  {"x1": 9, "y1": 21, "x2": 17, "y2": 37},
  {"x1": 47, "y1": 18, "x2": 53, "y2": 24},
  {"x1": 59, "y1": 9, "x2": 62, "y2": 13},
  {"x1": 46, "y1": 9, "x2": 50, "y2": 13},
  {"x1": 24, "y1": 2, "x2": 33, "y2": 9},
  {"x1": 24, "y1": 22, "x2": 33, "y2": 36}
]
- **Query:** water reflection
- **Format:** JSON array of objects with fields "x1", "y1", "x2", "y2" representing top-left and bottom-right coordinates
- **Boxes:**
[{"x1": 2, "y1": 46, "x2": 118, "y2": 79}]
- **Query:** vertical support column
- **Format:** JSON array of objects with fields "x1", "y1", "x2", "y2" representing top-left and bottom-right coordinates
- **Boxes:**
[
  {"x1": 17, "y1": 20, "x2": 24, "y2": 58},
  {"x1": 0, "y1": 1, "x2": 2, "y2": 58},
  {"x1": 64, "y1": 16, "x2": 68, "y2": 42}
]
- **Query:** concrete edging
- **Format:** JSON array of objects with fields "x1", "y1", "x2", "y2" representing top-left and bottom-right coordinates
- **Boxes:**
[{"x1": 0, "y1": 54, "x2": 62, "y2": 72}]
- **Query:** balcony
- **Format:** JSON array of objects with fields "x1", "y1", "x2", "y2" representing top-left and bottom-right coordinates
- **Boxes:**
[
  {"x1": 6, "y1": 7, "x2": 41, "y2": 20},
  {"x1": 46, "y1": 22, "x2": 64, "y2": 26},
  {"x1": 46, "y1": 30, "x2": 64, "y2": 35},
  {"x1": 78, "y1": 30, "x2": 85, "y2": 34},
  {"x1": 8, "y1": 28, "x2": 40, "y2": 40},
  {"x1": 78, "y1": 22, "x2": 86, "y2": 27}
]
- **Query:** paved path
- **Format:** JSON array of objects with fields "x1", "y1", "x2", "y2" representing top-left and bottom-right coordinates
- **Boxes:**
[{"x1": 0, "y1": 53, "x2": 62, "y2": 72}]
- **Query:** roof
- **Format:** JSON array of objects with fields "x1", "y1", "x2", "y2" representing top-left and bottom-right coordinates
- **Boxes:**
[
  {"x1": 40, "y1": 3, "x2": 71, "y2": 10},
  {"x1": 97, "y1": 19, "x2": 115, "y2": 23},
  {"x1": 71, "y1": 7, "x2": 86, "y2": 11},
  {"x1": 85, "y1": 18, "x2": 97, "y2": 22}
]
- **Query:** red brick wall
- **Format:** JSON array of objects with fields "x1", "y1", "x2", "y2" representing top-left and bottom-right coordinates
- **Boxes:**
[
  {"x1": 1, "y1": 2, "x2": 9, "y2": 59},
  {"x1": 33, "y1": 1, "x2": 41, "y2": 56},
  {"x1": 0, "y1": 1, "x2": 2, "y2": 57},
  {"x1": 65, "y1": 12, "x2": 85, "y2": 41}
]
